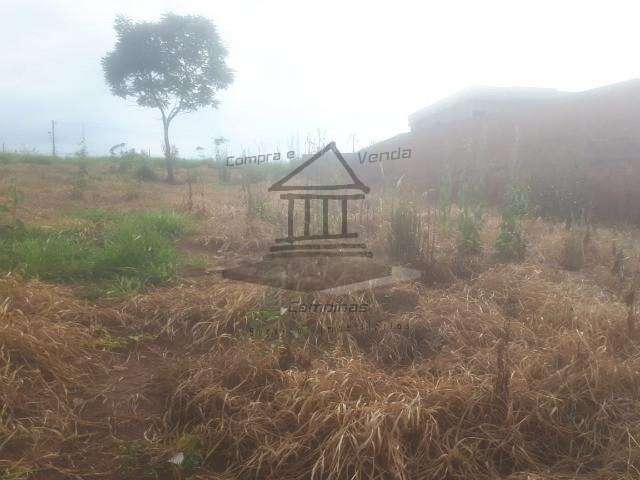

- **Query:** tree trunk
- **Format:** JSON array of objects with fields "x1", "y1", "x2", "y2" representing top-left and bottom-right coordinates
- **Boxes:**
[{"x1": 162, "y1": 118, "x2": 175, "y2": 183}]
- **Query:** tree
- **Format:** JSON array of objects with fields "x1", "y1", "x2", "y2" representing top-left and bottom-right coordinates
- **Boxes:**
[{"x1": 102, "y1": 14, "x2": 233, "y2": 182}]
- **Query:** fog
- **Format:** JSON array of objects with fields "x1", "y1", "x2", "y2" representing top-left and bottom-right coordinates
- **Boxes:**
[{"x1": 1, "y1": 0, "x2": 638, "y2": 157}]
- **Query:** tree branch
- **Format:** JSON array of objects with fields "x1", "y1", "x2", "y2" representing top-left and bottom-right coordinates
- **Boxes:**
[{"x1": 167, "y1": 100, "x2": 184, "y2": 123}]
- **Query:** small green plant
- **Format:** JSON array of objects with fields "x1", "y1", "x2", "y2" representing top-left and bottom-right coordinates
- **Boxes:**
[
  {"x1": 494, "y1": 184, "x2": 528, "y2": 262},
  {"x1": 455, "y1": 181, "x2": 484, "y2": 256},
  {"x1": 248, "y1": 308, "x2": 282, "y2": 326},
  {"x1": 116, "y1": 440, "x2": 147, "y2": 474},
  {"x1": 495, "y1": 214, "x2": 527, "y2": 262},
  {"x1": 456, "y1": 207, "x2": 483, "y2": 255},
  {"x1": 173, "y1": 433, "x2": 205, "y2": 469},
  {"x1": 505, "y1": 183, "x2": 529, "y2": 217}
]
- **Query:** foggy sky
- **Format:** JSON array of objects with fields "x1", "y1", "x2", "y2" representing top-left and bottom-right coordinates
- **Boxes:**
[{"x1": 1, "y1": 0, "x2": 639, "y2": 158}]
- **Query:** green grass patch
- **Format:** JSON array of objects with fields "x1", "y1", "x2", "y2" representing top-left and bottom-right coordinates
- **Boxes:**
[{"x1": 0, "y1": 210, "x2": 195, "y2": 296}]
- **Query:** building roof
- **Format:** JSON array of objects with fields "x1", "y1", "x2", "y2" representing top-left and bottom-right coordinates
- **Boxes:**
[
  {"x1": 269, "y1": 142, "x2": 369, "y2": 193},
  {"x1": 408, "y1": 86, "x2": 564, "y2": 126},
  {"x1": 408, "y1": 80, "x2": 640, "y2": 128}
]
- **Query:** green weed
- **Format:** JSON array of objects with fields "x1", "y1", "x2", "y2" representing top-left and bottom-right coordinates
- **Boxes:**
[
  {"x1": 0, "y1": 210, "x2": 194, "y2": 296},
  {"x1": 494, "y1": 185, "x2": 528, "y2": 262},
  {"x1": 456, "y1": 207, "x2": 483, "y2": 255}
]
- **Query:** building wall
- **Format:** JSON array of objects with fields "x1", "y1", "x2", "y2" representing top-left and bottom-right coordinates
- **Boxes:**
[{"x1": 351, "y1": 80, "x2": 640, "y2": 221}]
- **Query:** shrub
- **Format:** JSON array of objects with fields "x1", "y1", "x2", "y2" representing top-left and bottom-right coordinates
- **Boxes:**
[
  {"x1": 494, "y1": 184, "x2": 529, "y2": 262},
  {"x1": 504, "y1": 183, "x2": 529, "y2": 217},
  {"x1": 495, "y1": 215, "x2": 527, "y2": 262},
  {"x1": 456, "y1": 207, "x2": 483, "y2": 255},
  {"x1": 133, "y1": 161, "x2": 158, "y2": 181},
  {"x1": 388, "y1": 199, "x2": 424, "y2": 263}
]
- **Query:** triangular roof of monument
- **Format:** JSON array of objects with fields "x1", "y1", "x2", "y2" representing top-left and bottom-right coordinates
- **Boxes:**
[{"x1": 269, "y1": 142, "x2": 370, "y2": 193}]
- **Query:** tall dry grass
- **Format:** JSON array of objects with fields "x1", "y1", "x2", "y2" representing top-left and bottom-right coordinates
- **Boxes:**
[
  {"x1": 127, "y1": 263, "x2": 640, "y2": 480},
  {"x1": 3, "y1": 160, "x2": 640, "y2": 479}
]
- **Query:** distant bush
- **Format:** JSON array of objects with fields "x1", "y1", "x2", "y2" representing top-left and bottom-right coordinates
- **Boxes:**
[
  {"x1": 175, "y1": 158, "x2": 212, "y2": 169},
  {"x1": 20, "y1": 156, "x2": 53, "y2": 165},
  {"x1": 133, "y1": 161, "x2": 158, "y2": 181},
  {"x1": 0, "y1": 153, "x2": 55, "y2": 165}
]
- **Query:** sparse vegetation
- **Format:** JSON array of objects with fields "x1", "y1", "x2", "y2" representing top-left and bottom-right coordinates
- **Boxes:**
[
  {"x1": 133, "y1": 160, "x2": 159, "y2": 182},
  {"x1": 456, "y1": 182, "x2": 484, "y2": 256},
  {"x1": 456, "y1": 206, "x2": 483, "y2": 255},
  {"x1": 243, "y1": 182, "x2": 277, "y2": 222},
  {"x1": 2, "y1": 157, "x2": 640, "y2": 480},
  {"x1": 70, "y1": 164, "x2": 90, "y2": 199},
  {"x1": 0, "y1": 180, "x2": 24, "y2": 228},
  {"x1": 494, "y1": 184, "x2": 528, "y2": 262}
]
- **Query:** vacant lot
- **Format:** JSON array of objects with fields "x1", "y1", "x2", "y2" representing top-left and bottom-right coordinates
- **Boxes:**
[{"x1": 2, "y1": 157, "x2": 640, "y2": 479}]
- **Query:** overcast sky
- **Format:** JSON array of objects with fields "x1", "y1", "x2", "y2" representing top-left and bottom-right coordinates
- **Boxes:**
[{"x1": 1, "y1": 0, "x2": 638, "y2": 157}]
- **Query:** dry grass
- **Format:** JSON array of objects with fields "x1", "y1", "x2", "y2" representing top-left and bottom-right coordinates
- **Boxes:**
[
  {"x1": 0, "y1": 275, "x2": 103, "y2": 476},
  {"x1": 3, "y1": 161, "x2": 640, "y2": 479},
  {"x1": 149, "y1": 264, "x2": 640, "y2": 479}
]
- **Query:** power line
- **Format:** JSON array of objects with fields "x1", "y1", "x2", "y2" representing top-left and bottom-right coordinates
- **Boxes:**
[{"x1": 49, "y1": 120, "x2": 57, "y2": 156}]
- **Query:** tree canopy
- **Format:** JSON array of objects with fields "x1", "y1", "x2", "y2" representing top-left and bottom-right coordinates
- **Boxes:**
[{"x1": 102, "y1": 13, "x2": 233, "y2": 181}]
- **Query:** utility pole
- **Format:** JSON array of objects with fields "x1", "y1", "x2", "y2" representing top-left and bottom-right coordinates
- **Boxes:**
[{"x1": 49, "y1": 120, "x2": 57, "y2": 156}]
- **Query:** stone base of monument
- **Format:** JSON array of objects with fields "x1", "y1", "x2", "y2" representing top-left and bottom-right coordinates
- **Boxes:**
[{"x1": 222, "y1": 256, "x2": 420, "y2": 293}]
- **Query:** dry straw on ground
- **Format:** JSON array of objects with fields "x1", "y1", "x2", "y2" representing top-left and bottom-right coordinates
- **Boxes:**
[{"x1": 3, "y1": 162, "x2": 640, "y2": 479}]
